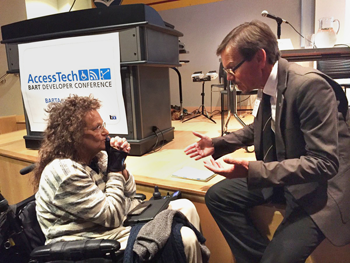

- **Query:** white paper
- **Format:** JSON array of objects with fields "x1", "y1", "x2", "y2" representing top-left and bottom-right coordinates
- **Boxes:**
[{"x1": 173, "y1": 166, "x2": 215, "y2": 181}]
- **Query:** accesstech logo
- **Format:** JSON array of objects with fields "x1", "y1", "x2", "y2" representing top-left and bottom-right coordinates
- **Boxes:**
[{"x1": 27, "y1": 68, "x2": 112, "y2": 90}]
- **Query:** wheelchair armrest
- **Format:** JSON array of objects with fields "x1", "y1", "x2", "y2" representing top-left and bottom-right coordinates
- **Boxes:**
[
  {"x1": 134, "y1": 193, "x2": 146, "y2": 200},
  {"x1": 30, "y1": 239, "x2": 121, "y2": 262}
]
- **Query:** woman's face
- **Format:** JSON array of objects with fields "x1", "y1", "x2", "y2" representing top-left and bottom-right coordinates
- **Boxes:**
[{"x1": 81, "y1": 110, "x2": 109, "y2": 161}]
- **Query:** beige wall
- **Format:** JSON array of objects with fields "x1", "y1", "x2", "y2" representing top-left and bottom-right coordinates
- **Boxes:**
[
  {"x1": 159, "y1": 0, "x2": 303, "y2": 109},
  {"x1": 0, "y1": 0, "x2": 26, "y2": 117},
  {"x1": 1, "y1": 0, "x2": 348, "y2": 116}
]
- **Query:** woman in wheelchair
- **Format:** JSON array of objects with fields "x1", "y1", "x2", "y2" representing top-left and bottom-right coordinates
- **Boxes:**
[{"x1": 32, "y1": 94, "x2": 209, "y2": 263}]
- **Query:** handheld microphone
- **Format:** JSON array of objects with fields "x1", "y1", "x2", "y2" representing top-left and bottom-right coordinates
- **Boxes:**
[{"x1": 261, "y1": 10, "x2": 287, "y2": 24}]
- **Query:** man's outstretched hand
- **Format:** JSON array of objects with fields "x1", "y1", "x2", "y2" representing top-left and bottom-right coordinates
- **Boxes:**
[
  {"x1": 203, "y1": 156, "x2": 249, "y2": 179},
  {"x1": 184, "y1": 131, "x2": 215, "y2": 160}
]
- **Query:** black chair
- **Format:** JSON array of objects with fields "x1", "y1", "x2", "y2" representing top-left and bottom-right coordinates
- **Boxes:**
[{"x1": 317, "y1": 59, "x2": 350, "y2": 107}]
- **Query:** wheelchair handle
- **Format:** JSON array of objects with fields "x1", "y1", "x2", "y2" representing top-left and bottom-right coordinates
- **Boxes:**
[{"x1": 20, "y1": 164, "x2": 36, "y2": 175}]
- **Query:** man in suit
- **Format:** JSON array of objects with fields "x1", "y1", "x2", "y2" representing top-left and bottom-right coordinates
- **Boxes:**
[{"x1": 184, "y1": 20, "x2": 350, "y2": 262}]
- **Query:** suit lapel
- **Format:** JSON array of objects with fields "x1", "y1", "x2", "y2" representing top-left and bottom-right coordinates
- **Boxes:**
[
  {"x1": 254, "y1": 58, "x2": 290, "y2": 161},
  {"x1": 275, "y1": 58, "x2": 289, "y2": 160}
]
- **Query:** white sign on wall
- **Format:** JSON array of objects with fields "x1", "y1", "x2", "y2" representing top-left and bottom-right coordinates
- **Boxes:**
[{"x1": 18, "y1": 32, "x2": 128, "y2": 134}]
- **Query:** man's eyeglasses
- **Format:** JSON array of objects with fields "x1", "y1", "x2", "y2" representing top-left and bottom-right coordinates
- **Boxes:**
[
  {"x1": 223, "y1": 59, "x2": 245, "y2": 76},
  {"x1": 92, "y1": 122, "x2": 106, "y2": 132}
]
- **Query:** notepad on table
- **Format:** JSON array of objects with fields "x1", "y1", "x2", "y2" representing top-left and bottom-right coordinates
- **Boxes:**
[{"x1": 172, "y1": 166, "x2": 216, "y2": 182}]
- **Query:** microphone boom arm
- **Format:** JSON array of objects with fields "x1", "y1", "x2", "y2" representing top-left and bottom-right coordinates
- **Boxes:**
[{"x1": 276, "y1": 20, "x2": 282, "y2": 39}]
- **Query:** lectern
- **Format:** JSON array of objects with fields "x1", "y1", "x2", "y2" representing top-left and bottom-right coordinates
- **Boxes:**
[{"x1": 1, "y1": 4, "x2": 183, "y2": 156}]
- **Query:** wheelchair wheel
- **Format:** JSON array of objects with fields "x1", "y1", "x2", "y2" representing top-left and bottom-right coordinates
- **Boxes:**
[{"x1": 0, "y1": 244, "x2": 30, "y2": 263}]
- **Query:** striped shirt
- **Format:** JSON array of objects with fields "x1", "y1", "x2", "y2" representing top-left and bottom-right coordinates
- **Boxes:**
[{"x1": 35, "y1": 151, "x2": 139, "y2": 244}]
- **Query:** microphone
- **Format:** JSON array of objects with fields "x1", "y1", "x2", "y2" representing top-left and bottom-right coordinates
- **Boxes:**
[{"x1": 261, "y1": 10, "x2": 287, "y2": 23}]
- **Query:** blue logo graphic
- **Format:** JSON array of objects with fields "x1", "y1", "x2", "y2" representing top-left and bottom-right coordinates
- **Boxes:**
[
  {"x1": 109, "y1": 115, "x2": 117, "y2": 120},
  {"x1": 31, "y1": 68, "x2": 112, "y2": 82},
  {"x1": 78, "y1": 70, "x2": 89, "y2": 81},
  {"x1": 100, "y1": 68, "x2": 111, "y2": 80},
  {"x1": 89, "y1": 69, "x2": 100, "y2": 80}
]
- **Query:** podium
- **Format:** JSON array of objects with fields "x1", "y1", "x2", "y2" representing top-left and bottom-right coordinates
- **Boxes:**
[{"x1": 1, "y1": 4, "x2": 183, "y2": 156}]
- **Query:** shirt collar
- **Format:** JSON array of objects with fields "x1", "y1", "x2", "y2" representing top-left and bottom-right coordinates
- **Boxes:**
[{"x1": 263, "y1": 61, "x2": 278, "y2": 99}]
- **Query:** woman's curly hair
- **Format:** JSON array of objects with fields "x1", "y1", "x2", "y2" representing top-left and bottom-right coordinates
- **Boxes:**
[{"x1": 33, "y1": 94, "x2": 101, "y2": 191}]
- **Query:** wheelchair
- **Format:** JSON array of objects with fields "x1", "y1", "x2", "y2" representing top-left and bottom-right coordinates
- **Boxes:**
[
  {"x1": 0, "y1": 165, "x2": 160, "y2": 263},
  {"x1": 0, "y1": 192, "x2": 146, "y2": 263}
]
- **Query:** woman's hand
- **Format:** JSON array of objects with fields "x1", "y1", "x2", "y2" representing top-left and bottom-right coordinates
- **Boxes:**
[{"x1": 110, "y1": 136, "x2": 131, "y2": 153}]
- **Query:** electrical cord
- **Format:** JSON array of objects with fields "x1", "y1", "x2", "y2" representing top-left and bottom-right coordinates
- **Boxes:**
[
  {"x1": 237, "y1": 95, "x2": 254, "y2": 116},
  {"x1": 209, "y1": 109, "x2": 221, "y2": 116},
  {"x1": 334, "y1": 44, "x2": 350, "y2": 48},
  {"x1": 69, "y1": 0, "x2": 77, "y2": 12},
  {"x1": 237, "y1": 95, "x2": 251, "y2": 104},
  {"x1": 285, "y1": 21, "x2": 313, "y2": 45},
  {"x1": 151, "y1": 126, "x2": 165, "y2": 152}
]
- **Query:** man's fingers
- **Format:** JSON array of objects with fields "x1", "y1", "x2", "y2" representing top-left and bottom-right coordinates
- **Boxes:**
[
  {"x1": 192, "y1": 131, "x2": 205, "y2": 139},
  {"x1": 223, "y1": 157, "x2": 249, "y2": 170},
  {"x1": 223, "y1": 156, "x2": 240, "y2": 165},
  {"x1": 208, "y1": 157, "x2": 218, "y2": 167},
  {"x1": 184, "y1": 144, "x2": 196, "y2": 154},
  {"x1": 188, "y1": 152, "x2": 199, "y2": 158},
  {"x1": 204, "y1": 158, "x2": 220, "y2": 171},
  {"x1": 203, "y1": 162, "x2": 216, "y2": 172},
  {"x1": 217, "y1": 161, "x2": 224, "y2": 169}
]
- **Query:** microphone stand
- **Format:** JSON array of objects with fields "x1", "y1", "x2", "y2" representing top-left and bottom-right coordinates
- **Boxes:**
[
  {"x1": 275, "y1": 17, "x2": 283, "y2": 39},
  {"x1": 277, "y1": 20, "x2": 282, "y2": 39}
]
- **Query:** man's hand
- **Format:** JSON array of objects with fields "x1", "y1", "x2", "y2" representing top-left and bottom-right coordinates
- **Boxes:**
[
  {"x1": 184, "y1": 131, "x2": 215, "y2": 160},
  {"x1": 203, "y1": 156, "x2": 249, "y2": 179}
]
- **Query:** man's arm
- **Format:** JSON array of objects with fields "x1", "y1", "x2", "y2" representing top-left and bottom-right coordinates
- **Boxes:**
[
  {"x1": 248, "y1": 76, "x2": 339, "y2": 188},
  {"x1": 212, "y1": 123, "x2": 254, "y2": 159}
]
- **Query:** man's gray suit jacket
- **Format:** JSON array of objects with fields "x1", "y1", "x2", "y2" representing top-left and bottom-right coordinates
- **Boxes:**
[{"x1": 212, "y1": 58, "x2": 350, "y2": 246}]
